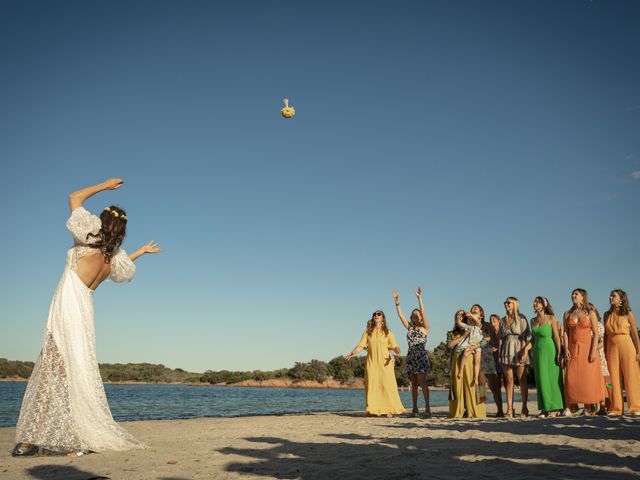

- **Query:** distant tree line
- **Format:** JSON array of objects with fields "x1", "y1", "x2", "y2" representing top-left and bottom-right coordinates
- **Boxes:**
[
  {"x1": 0, "y1": 339, "x2": 531, "y2": 387},
  {"x1": 1, "y1": 341, "x2": 453, "y2": 386}
]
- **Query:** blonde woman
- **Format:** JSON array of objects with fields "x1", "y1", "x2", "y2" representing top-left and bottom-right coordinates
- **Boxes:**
[
  {"x1": 393, "y1": 288, "x2": 431, "y2": 417},
  {"x1": 499, "y1": 297, "x2": 530, "y2": 418},
  {"x1": 345, "y1": 311, "x2": 405, "y2": 417}
]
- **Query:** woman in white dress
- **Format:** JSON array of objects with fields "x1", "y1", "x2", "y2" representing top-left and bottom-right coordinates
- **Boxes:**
[{"x1": 12, "y1": 178, "x2": 161, "y2": 456}]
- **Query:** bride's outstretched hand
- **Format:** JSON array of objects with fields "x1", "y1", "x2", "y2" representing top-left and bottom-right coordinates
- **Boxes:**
[
  {"x1": 416, "y1": 287, "x2": 422, "y2": 298},
  {"x1": 141, "y1": 241, "x2": 162, "y2": 254},
  {"x1": 103, "y1": 178, "x2": 124, "y2": 190}
]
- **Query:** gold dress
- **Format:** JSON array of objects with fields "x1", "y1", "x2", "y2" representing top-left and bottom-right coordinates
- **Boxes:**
[
  {"x1": 357, "y1": 329, "x2": 405, "y2": 415},
  {"x1": 605, "y1": 311, "x2": 640, "y2": 415}
]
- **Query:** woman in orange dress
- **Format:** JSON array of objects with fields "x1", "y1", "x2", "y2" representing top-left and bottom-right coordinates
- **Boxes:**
[
  {"x1": 563, "y1": 288, "x2": 606, "y2": 415},
  {"x1": 604, "y1": 290, "x2": 640, "y2": 416}
]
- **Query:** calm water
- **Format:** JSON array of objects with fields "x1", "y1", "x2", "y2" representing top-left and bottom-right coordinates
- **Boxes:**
[
  {"x1": 0, "y1": 382, "x2": 534, "y2": 427},
  {"x1": 0, "y1": 382, "x2": 446, "y2": 427}
]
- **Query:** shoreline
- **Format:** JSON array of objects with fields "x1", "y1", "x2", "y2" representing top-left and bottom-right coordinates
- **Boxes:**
[{"x1": 0, "y1": 377, "x2": 450, "y2": 391}]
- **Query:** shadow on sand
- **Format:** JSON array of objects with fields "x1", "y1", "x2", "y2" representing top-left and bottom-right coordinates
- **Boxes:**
[
  {"x1": 216, "y1": 416, "x2": 640, "y2": 480},
  {"x1": 27, "y1": 465, "x2": 109, "y2": 480}
]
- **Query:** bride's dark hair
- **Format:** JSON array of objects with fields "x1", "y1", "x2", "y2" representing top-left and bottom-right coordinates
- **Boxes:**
[{"x1": 86, "y1": 205, "x2": 128, "y2": 263}]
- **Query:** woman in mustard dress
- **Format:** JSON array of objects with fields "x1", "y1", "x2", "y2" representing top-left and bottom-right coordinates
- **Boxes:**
[
  {"x1": 448, "y1": 310, "x2": 487, "y2": 419},
  {"x1": 345, "y1": 311, "x2": 405, "y2": 416},
  {"x1": 604, "y1": 290, "x2": 640, "y2": 416},
  {"x1": 563, "y1": 288, "x2": 606, "y2": 415}
]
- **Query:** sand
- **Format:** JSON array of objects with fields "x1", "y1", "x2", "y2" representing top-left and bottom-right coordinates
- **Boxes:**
[{"x1": 2, "y1": 403, "x2": 639, "y2": 480}]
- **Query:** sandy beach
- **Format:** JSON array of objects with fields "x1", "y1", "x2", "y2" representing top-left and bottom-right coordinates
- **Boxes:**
[{"x1": 2, "y1": 402, "x2": 639, "y2": 480}]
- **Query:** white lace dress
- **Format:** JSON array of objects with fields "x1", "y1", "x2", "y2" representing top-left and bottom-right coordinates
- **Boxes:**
[{"x1": 15, "y1": 207, "x2": 146, "y2": 453}]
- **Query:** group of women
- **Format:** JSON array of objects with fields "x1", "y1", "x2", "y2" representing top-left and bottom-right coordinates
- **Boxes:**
[
  {"x1": 346, "y1": 288, "x2": 640, "y2": 420},
  {"x1": 9, "y1": 178, "x2": 640, "y2": 458}
]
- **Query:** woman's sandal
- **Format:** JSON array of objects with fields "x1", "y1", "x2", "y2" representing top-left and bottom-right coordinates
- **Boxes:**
[
  {"x1": 423, "y1": 409, "x2": 432, "y2": 419},
  {"x1": 520, "y1": 408, "x2": 529, "y2": 418},
  {"x1": 410, "y1": 408, "x2": 420, "y2": 418},
  {"x1": 11, "y1": 443, "x2": 38, "y2": 457},
  {"x1": 505, "y1": 410, "x2": 514, "y2": 418}
]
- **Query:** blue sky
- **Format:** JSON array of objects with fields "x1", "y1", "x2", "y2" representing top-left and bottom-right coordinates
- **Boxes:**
[{"x1": 1, "y1": 0, "x2": 639, "y2": 372}]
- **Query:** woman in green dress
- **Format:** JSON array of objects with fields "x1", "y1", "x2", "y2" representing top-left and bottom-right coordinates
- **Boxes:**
[{"x1": 524, "y1": 296, "x2": 564, "y2": 417}]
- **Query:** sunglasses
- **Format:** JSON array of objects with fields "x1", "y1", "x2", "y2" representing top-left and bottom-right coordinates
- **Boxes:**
[
  {"x1": 373, "y1": 312, "x2": 383, "y2": 317},
  {"x1": 504, "y1": 301, "x2": 512, "y2": 306}
]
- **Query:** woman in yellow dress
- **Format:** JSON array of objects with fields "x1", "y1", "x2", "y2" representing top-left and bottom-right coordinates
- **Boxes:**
[{"x1": 345, "y1": 311, "x2": 405, "y2": 416}]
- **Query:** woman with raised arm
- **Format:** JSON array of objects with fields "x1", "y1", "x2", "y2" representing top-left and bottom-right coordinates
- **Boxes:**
[
  {"x1": 524, "y1": 297, "x2": 564, "y2": 417},
  {"x1": 563, "y1": 288, "x2": 605, "y2": 416},
  {"x1": 448, "y1": 310, "x2": 487, "y2": 418},
  {"x1": 499, "y1": 297, "x2": 530, "y2": 418},
  {"x1": 12, "y1": 179, "x2": 161, "y2": 457},
  {"x1": 604, "y1": 289, "x2": 640, "y2": 416},
  {"x1": 393, "y1": 288, "x2": 431, "y2": 418},
  {"x1": 345, "y1": 310, "x2": 405, "y2": 417}
]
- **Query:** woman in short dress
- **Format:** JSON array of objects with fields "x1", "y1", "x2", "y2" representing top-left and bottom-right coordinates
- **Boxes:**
[
  {"x1": 12, "y1": 179, "x2": 161, "y2": 456},
  {"x1": 393, "y1": 288, "x2": 431, "y2": 417},
  {"x1": 499, "y1": 297, "x2": 530, "y2": 418}
]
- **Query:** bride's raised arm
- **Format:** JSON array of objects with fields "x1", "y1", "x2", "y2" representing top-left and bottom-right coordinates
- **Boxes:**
[
  {"x1": 69, "y1": 178, "x2": 123, "y2": 212},
  {"x1": 129, "y1": 241, "x2": 162, "y2": 262}
]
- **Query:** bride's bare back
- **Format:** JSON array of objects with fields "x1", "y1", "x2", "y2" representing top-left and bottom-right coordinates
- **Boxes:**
[{"x1": 75, "y1": 252, "x2": 111, "y2": 290}]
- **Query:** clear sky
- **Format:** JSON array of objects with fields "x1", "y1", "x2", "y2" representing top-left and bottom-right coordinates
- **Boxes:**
[{"x1": 1, "y1": 0, "x2": 639, "y2": 373}]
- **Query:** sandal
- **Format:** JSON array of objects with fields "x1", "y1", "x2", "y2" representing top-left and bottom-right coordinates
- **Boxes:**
[
  {"x1": 423, "y1": 409, "x2": 432, "y2": 419},
  {"x1": 11, "y1": 443, "x2": 38, "y2": 457},
  {"x1": 520, "y1": 408, "x2": 529, "y2": 418},
  {"x1": 410, "y1": 408, "x2": 419, "y2": 418},
  {"x1": 505, "y1": 410, "x2": 514, "y2": 418}
]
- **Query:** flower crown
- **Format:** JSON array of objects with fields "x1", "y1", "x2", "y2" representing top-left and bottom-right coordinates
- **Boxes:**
[{"x1": 104, "y1": 207, "x2": 127, "y2": 221}]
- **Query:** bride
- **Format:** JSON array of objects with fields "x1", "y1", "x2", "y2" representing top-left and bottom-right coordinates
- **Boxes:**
[{"x1": 12, "y1": 178, "x2": 161, "y2": 456}]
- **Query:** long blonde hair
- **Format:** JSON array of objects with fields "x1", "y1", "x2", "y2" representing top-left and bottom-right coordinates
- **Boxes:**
[{"x1": 504, "y1": 296, "x2": 521, "y2": 321}]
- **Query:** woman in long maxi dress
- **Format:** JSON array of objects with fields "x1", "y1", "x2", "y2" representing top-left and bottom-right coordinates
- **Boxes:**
[
  {"x1": 448, "y1": 310, "x2": 487, "y2": 418},
  {"x1": 563, "y1": 288, "x2": 606, "y2": 416},
  {"x1": 524, "y1": 297, "x2": 564, "y2": 417},
  {"x1": 12, "y1": 178, "x2": 161, "y2": 456},
  {"x1": 345, "y1": 311, "x2": 405, "y2": 417}
]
